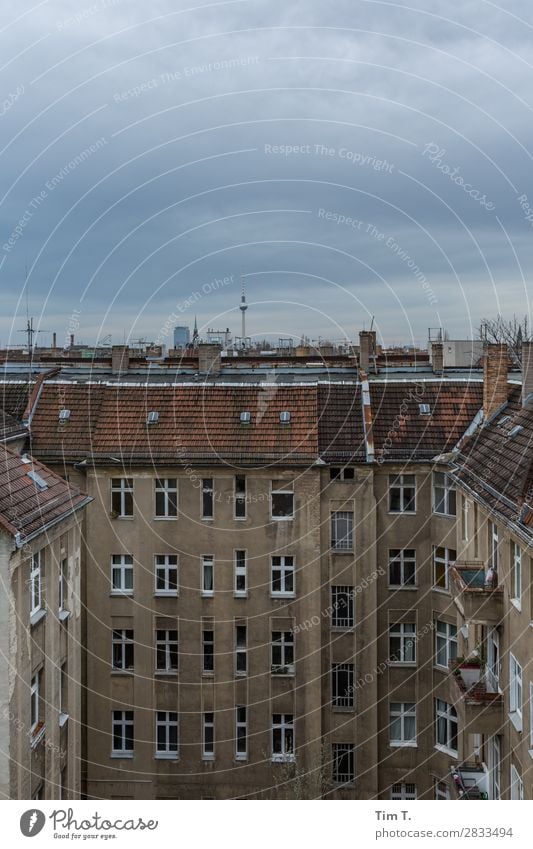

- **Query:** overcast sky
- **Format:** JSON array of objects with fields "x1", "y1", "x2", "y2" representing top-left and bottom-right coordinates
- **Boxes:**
[{"x1": 0, "y1": 0, "x2": 532, "y2": 350}]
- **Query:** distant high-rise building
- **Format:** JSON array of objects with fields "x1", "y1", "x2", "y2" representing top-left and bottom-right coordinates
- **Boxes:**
[{"x1": 173, "y1": 325, "x2": 191, "y2": 349}]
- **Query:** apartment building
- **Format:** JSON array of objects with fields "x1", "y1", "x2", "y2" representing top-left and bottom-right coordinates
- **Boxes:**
[
  {"x1": 0, "y1": 440, "x2": 91, "y2": 799},
  {"x1": 0, "y1": 342, "x2": 530, "y2": 800}
]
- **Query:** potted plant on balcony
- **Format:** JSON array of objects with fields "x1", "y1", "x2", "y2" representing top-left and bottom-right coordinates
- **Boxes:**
[{"x1": 457, "y1": 655, "x2": 483, "y2": 687}]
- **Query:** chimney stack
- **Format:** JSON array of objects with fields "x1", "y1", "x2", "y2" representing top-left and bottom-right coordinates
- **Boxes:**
[
  {"x1": 52, "y1": 332, "x2": 57, "y2": 349},
  {"x1": 112, "y1": 344, "x2": 130, "y2": 375},
  {"x1": 431, "y1": 342, "x2": 444, "y2": 374},
  {"x1": 198, "y1": 343, "x2": 222, "y2": 376},
  {"x1": 70, "y1": 333, "x2": 75, "y2": 347},
  {"x1": 483, "y1": 343, "x2": 509, "y2": 420},
  {"x1": 359, "y1": 330, "x2": 376, "y2": 372},
  {"x1": 522, "y1": 341, "x2": 533, "y2": 407}
]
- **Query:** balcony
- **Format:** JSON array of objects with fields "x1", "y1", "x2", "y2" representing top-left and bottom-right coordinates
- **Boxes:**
[
  {"x1": 450, "y1": 562, "x2": 503, "y2": 624},
  {"x1": 450, "y1": 660, "x2": 504, "y2": 737},
  {"x1": 450, "y1": 764, "x2": 489, "y2": 800}
]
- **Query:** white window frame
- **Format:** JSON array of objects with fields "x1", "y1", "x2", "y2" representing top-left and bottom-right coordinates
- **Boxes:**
[
  {"x1": 435, "y1": 699, "x2": 458, "y2": 755},
  {"x1": 202, "y1": 712, "x2": 215, "y2": 760},
  {"x1": 331, "y1": 586, "x2": 354, "y2": 628},
  {"x1": 30, "y1": 673, "x2": 40, "y2": 733},
  {"x1": 332, "y1": 663, "x2": 354, "y2": 709},
  {"x1": 155, "y1": 711, "x2": 178, "y2": 759},
  {"x1": 433, "y1": 546, "x2": 456, "y2": 591},
  {"x1": 111, "y1": 477, "x2": 133, "y2": 518},
  {"x1": 271, "y1": 555, "x2": 295, "y2": 596},
  {"x1": 270, "y1": 488, "x2": 294, "y2": 520},
  {"x1": 388, "y1": 474, "x2": 416, "y2": 513},
  {"x1": 201, "y1": 555, "x2": 214, "y2": 597},
  {"x1": 235, "y1": 705, "x2": 247, "y2": 760},
  {"x1": 202, "y1": 628, "x2": 214, "y2": 674},
  {"x1": 489, "y1": 520, "x2": 499, "y2": 570},
  {"x1": 111, "y1": 554, "x2": 134, "y2": 595},
  {"x1": 59, "y1": 556, "x2": 68, "y2": 613},
  {"x1": 435, "y1": 780, "x2": 450, "y2": 800},
  {"x1": 331, "y1": 743, "x2": 355, "y2": 784},
  {"x1": 389, "y1": 702, "x2": 417, "y2": 747},
  {"x1": 235, "y1": 624, "x2": 247, "y2": 676},
  {"x1": 271, "y1": 630, "x2": 294, "y2": 674},
  {"x1": 30, "y1": 551, "x2": 42, "y2": 617},
  {"x1": 234, "y1": 476, "x2": 246, "y2": 519},
  {"x1": 272, "y1": 714, "x2": 295, "y2": 762},
  {"x1": 389, "y1": 623, "x2": 416, "y2": 664},
  {"x1": 435, "y1": 620, "x2": 457, "y2": 669},
  {"x1": 111, "y1": 710, "x2": 134, "y2": 756},
  {"x1": 155, "y1": 629, "x2": 178, "y2": 673},
  {"x1": 511, "y1": 542, "x2": 522, "y2": 607},
  {"x1": 509, "y1": 653, "x2": 523, "y2": 731},
  {"x1": 155, "y1": 478, "x2": 177, "y2": 519},
  {"x1": 510, "y1": 764, "x2": 524, "y2": 800},
  {"x1": 154, "y1": 554, "x2": 178, "y2": 596},
  {"x1": 112, "y1": 629, "x2": 134, "y2": 671},
  {"x1": 461, "y1": 496, "x2": 469, "y2": 542},
  {"x1": 433, "y1": 471, "x2": 456, "y2": 516},
  {"x1": 331, "y1": 510, "x2": 354, "y2": 551},
  {"x1": 234, "y1": 550, "x2": 247, "y2": 596},
  {"x1": 202, "y1": 478, "x2": 214, "y2": 520},
  {"x1": 390, "y1": 782, "x2": 416, "y2": 800},
  {"x1": 388, "y1": 549, "x2": 416, "y2": 588}
]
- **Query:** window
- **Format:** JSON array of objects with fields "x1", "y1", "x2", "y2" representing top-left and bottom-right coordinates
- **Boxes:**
[
  {"x1": 271, "y1": 488, "x2": 294, "y2": 519},
  {"x1": 435, "y1": 699, "x2": 458, "y2": 753},
  {"x1": 59, "y1": 662, "x2": 68, "y2": 722},
  {"x1": 59, "y1": 557, "x2": 67, "y2": 612},
  {"x1": 111, "y1": 478, "x2": 133, "y2": 518},
  {"x1": 112, "y1": 629, "x2": 134, "y2": 671},
  {"x1": 235, "y1": 706, "x2": 247, "y2": 759},
  {"x1": 389, "y1": 474, "x2": 416, "y2": 513},
  {"x1": 202, "y1": 712, "x2": 214, "y2": 759},
  {"x1": 331, "y1": 511, "x2": 354, "y2": 550},
  {"x1": 154, "y1": 554, "x2": 178, "y2": 595},
  {"x1": 112, "y1": 710, "x2": 134, "y2": 755},
  {"x1": 391, "y1": 783, "x2": 416, "y2": 800},
  {"x1": 331, "y1": 743, "x2": 355, "y2": 783},
  {"x1": 155, "y1": 711, "x2": 178, "y2": 757},
  {"x1": 272, "y1": 714, "x2": 294, "y2": 762},
  {"x1": 235, "y1": 625, "x2": 247, "y2": 675},
  {"x1": 234, "y1": 550, "x2": 247, "y2": 596},
  {"x1": 489, "y1": 521, "x2": 499, "y2": 569},
  {"x1": 511, "y1": 542, "x2": 522, "y2": 605},
  {"x1": 509, "y1": 654, "x2": 522, "y2": 730},
  {"x1": 510, "y1": 764, "x2": 524, "y2": 800},
  {"x1": 271, "y1": 631, "x2": 294, "y2": 673},
  {"x1": 201, "y1": 556, "x2": 214, "y2": 596},
  {"x1": 433, "y1": 546, "x2": 456, "y2": 591},
  {"x1": 435, "y1": 781, "x2": 450, "y2": 800},
  {"x1": 234, "y1": 476, "x2": 246, "y2": 519},
  {"x1": 461, "y1": 496, "x2": 469, "y2": 542},
  {"x1": 202, "y1": 478, "x2": 214, "y2": 519},
  {"x1": 156, "y1": 629, "x2": 178, "y2": 672},
  {"x1": 155, "y1": 478, "x2": 177, "y2": 518},
  {"x1": 435, "y1": 621, "x2": 457, "y2": 668},
  {"x1": 331, "y1": 586, "x2": 354, "y2": 628},
  {"x1": 30, "y1": 551, "x2": 42, "y2": 617},
  {"x1": 332, "y1": 663, "x2": 354, "y2": 708},
  {"x1": 30, "y1": 672, "x2": 41, "y2": 733},
  {"x1": 203, "y1": 629, "x2": 214, "y2": 673},
  {"x1": 271, "y1": 556, "x2": 295, "y2": 596},
  {"x1": 111, "y1": 554, "x2": 133, "y2": 594},
  {"x1": 433, "y1": 471, "x2": 456, "y2": 516},
  {"x1": 388, "y1": 549, "x2": 416, "y2": 587},
  {"x1": 389, "y1": 623, "x2": 416, "y2": 664},
  {"x1": 390, "y1": 703, "x2": 416, "y2": 746},
  {"x1": 330, "y1": 467, "x2": 355, "y2": 481}
]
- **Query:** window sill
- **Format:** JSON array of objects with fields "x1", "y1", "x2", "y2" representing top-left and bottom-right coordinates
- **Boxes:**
[
  {"x1": 390, "y1": 741, "x2": 417, "y2": 748},
  {"x1": 330, "y1": 626, "x2": 355, "y2": 632},
  {"x1": 433, "y1": 512, "x2": 456, "y2": 519},
  {"x1": 202, "y1": 672, "x2": 215, "y2": 678},
  {"x1": 153, "y1": 517, "x2": 177, "y2": 522},
  {"x1": 110, "y1": 591, "x2": 134, "y2": 598},
  {"x1": 110, "y1": 670, "x2": 134, "y2": 676},
  {"x1": 202, "y1": 754, "x2": 215, "y2": 762},
  {"x1": 234, "y1": 755, "x2": 248, "y2": 762},
  {"x1": 201, "y1": 517, "x2": 214, "y2": 522},
  {"x1": 270, "y1": 594, "x2": 295, "y2": 600},
  {"x1": 155, "y1": 753, "x2": 179, "y2": 760},
  {"x1": 387, "y1": 511, "x2": 417, "y2": 516},
  {"x1": 113, "y1": 516, "x2": 134, "y2": 521},
  {"x1": 510, "y1": 599, "x2": 522, "y2": 612},
  {"x1": 30, "y1": 609, "x2": 46, "y2": 627},
  {"x1": 331, "y1": 549, "x2": 354, "y2": 555},
  {"x1": 234, "y1": 593, "x2": 248, "y2": 599},
  {"x1": 388, "y1": 585, "x2": 418, "y2": 591},
  {"x1": 272, "y1": 755, "x2": 296, "y2": 763},
  {"x1": 154, "y1": 670, "x2": 178, "y2": 677},
  {"x1": 58, "y1": 609, "x2": 71, "y2": 622},
  {"x1": 270, "y1": 516, "x2": 294, "y2": 522},
  {"x1": 388, "y1": 662, "x2": 417, "y2": 668},
  {"x1": 201, "y1": 592, "x2": 214, "y2": 599},
  {"x1": 59, "y1": 712, "x2": 69, "y2": 728},
  {"x1": 154, "y1": 592, "x2": 178, "y2": 598},
  {"x1": 332, "y1": 705, "x2": 355, "y2": 713},
  {"x1": 509, "y1": 712, "x2": 523, "y2": 733},
  {"x1": 110, "y1": 752, "x2": 134, "y2": 759},
  {"x1": 235, "y1": 671, "x2": 247, "y2": 678},
  {"x1": 432, "y1": 587, "x2": 450, "y2": 595},
  {"x1": 434, "y1": 744, "x2": 458, "y2": 758}
]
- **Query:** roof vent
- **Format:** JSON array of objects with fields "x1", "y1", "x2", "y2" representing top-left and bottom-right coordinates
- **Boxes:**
[
  {"x1": 497, "y1": 415, "x2": 511, "y2": 426},
  {"x1": 240, "y1": 411, "x2": 251, "y2": 424},
  {"x1": 59, "y1": 409, "x2": 71, "y2": 421},
  {"x1": 147, "y1": 411, "x2": 159, "y2": 424},
  {"x1": 419, "y1": 404, "x2": 431, "y2": 415},
  {"x1": 508, "y1": 425, "x2": 523, "y2": 437},
  {"x1": 279, "y1": 411, "x2": 291, "y2": 424},
  {"x1": 27, "y1": 469, "x2": 48, "y2": 491}
]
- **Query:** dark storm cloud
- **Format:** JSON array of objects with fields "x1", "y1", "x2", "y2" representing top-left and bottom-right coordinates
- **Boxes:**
[{"x1": 0, "y1": 0, "x2": 531, "y2": 349}]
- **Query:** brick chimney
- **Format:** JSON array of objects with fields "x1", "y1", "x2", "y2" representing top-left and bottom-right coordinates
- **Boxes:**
[
  {"x1": 359, "y1": 331, "x2": 376, "y2": 372},
  {"x1": 483, "y1": 343, "x2": 509, "y2": 420},
  {"x1": 111, "y1": 345, "x2": 130, "y2": 375},
  {"x1": 522, "y1": 341, "x2": 533, "y2": 407},
  {"x1": 198, "y1": 343, "x2": 222, "y2": 376},
  {"x1": 431, "y1": 342, "x2": 444, "y2": 374}
]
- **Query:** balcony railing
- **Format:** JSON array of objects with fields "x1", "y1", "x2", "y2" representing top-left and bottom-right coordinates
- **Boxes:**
[
  {"x1": 451, "y1": 764, "x2": 489, "y2": 800},
  {"x1": 450, "y1": 562, "x2": 503, "y2": 624},
  {"x1": 450, "y1": 660, "x2": 504, "y2": 736}
]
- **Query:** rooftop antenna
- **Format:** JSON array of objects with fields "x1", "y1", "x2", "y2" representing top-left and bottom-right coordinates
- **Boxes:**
[{"x1": 239, "y1": 276, "x2": 248, "y2": 348}]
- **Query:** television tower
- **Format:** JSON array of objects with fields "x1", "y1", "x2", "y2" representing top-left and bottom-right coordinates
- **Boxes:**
[{"x1": 239, "y1": 278, "x2": 248, "y2": 345}]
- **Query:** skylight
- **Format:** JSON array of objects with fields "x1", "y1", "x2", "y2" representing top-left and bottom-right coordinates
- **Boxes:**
[
  {"x1": 279, "y1": 411, "x2": 291, "y2": 423},
  {"x1": 147, "y1": 411, "x2": 159, "y2": 424},
  {"x1": 59, "y1": 409, "x2": 71, "y2": 421},
  {"x1": 508, "y1": 425, "x2": 523, "y2": 437},
  {"x1": 240, "y1": 411, "x2": 251, "y2": 424},
  {"x1": 419, "y1": 404, "x2": 431, "y2": 415},
  {"x1": 27, "y1": 470, "x2": 48, "y2": 491}
]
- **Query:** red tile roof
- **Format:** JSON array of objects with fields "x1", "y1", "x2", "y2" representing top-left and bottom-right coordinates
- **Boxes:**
[{"x1": 0, "y1": 409, "x2": 26, "y2": 442}]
